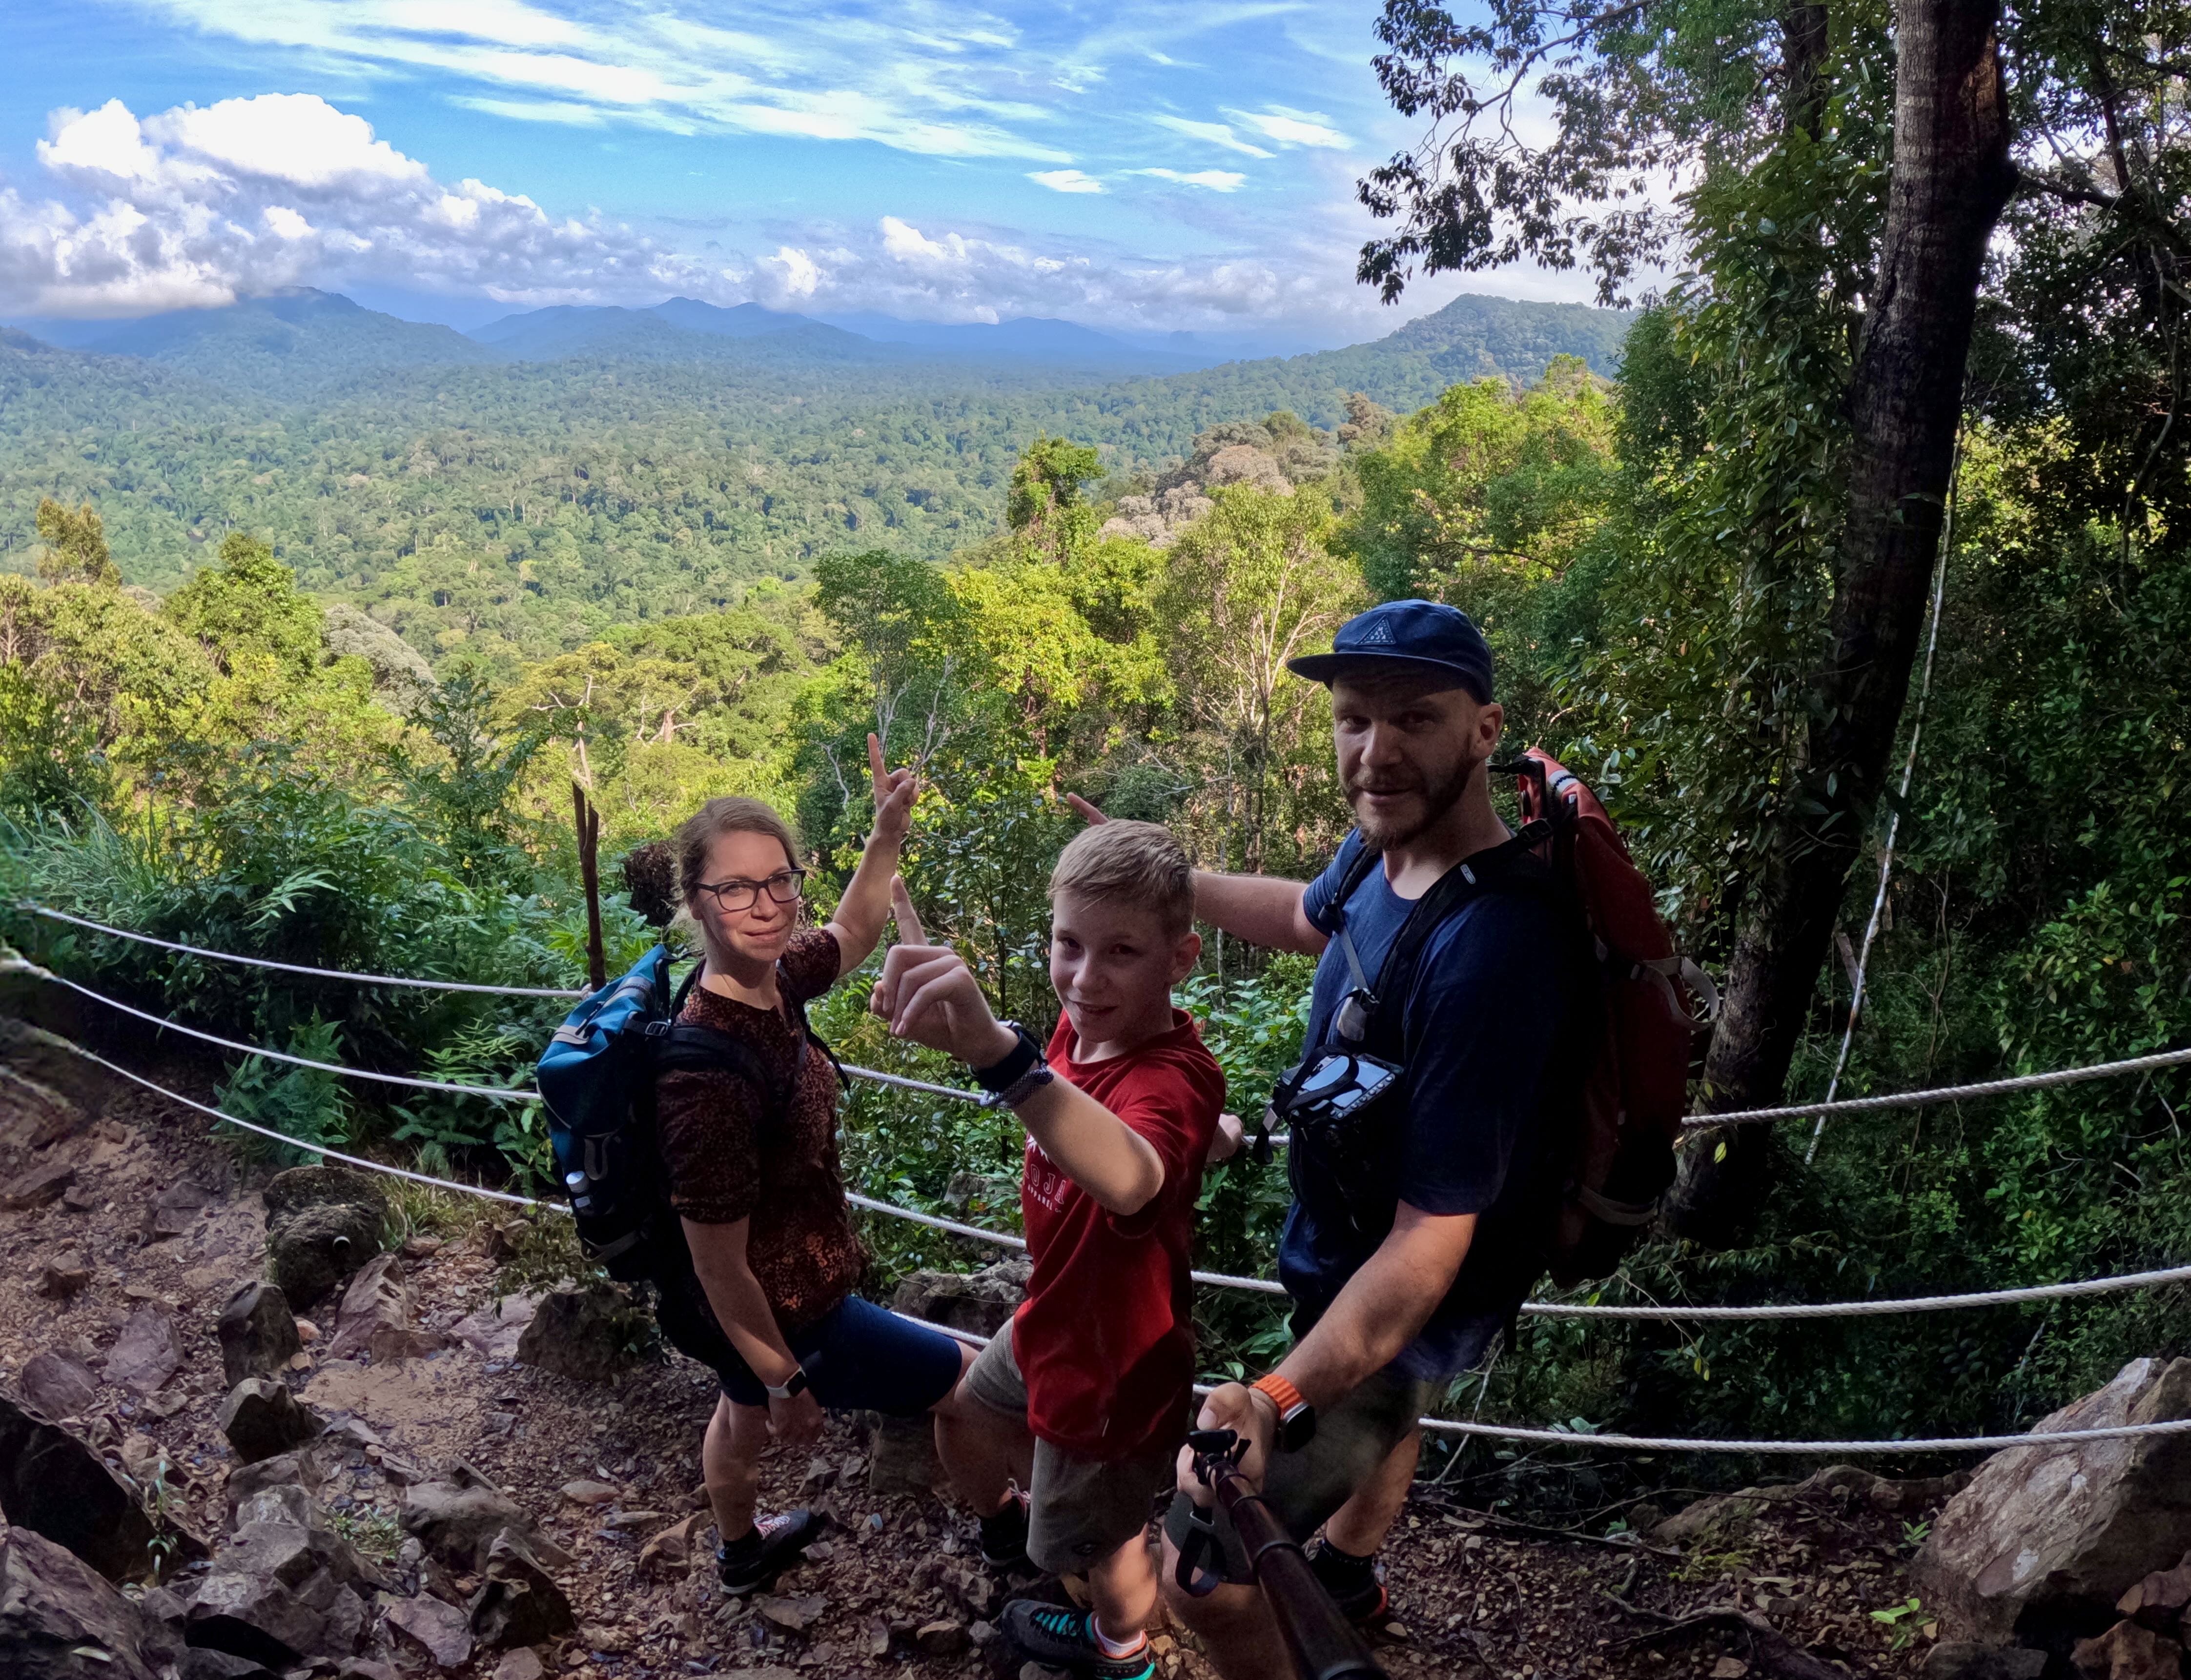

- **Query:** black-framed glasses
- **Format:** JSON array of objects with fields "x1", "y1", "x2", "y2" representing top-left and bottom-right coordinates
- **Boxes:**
[{"x1": 695, "y1": 869, "x2": 807, "y2": 913}]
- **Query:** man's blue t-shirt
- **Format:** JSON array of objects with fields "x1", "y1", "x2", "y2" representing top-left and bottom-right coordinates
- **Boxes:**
[{"x1": 1278, "y1": 830, "x2": 1567, "y2": 1381}]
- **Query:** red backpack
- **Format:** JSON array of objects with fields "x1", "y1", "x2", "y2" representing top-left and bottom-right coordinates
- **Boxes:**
[{"x1": 1504, "y1": 749, "x2": 1719, "y2": 1283}]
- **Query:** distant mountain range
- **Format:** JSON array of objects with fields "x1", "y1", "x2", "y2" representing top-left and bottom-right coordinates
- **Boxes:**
[
  {"x1": 3, "y1": 286, "x2": 1630, "y2": 403},
  {"x1": 0, "y1": 284, "x2": 1636, "y2": 658}
]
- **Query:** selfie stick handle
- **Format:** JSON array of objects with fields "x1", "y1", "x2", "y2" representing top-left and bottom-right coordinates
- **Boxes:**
[{"x1": 1208, "y1": 1464, "x2": 1389, "y2": 1680}]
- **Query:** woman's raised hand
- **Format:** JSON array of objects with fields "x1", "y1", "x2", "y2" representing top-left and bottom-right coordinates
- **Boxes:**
[
  {"x1": 868, "y1": 732, "x2": 919, "y2": 850},
  {"x1": 1063, "y1": 792, "x2": 1109, "y2": 827}
]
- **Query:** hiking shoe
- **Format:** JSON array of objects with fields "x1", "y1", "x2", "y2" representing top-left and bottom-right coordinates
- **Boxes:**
[
  {"x1": 1001, "y1": 1601, "x2": 1154, "y2": 1680},
  {"x1": 1309, "y1": 1540, "x2": 1390, "y2": 1623},
  {"x1": 716, "y1": 1507, "x2": 821, "y2": 1596},
  {"x1": 978, "y1": 1491, "x2": 1034, "y2": 1573}
]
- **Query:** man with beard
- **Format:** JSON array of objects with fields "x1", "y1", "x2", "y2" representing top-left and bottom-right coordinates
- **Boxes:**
[{"x1": 1078, "y1": 600, "x2": 1572, "y2": 1678}]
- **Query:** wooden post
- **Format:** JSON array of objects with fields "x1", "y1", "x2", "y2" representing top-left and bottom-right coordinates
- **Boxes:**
[{"x1": 573, "y1": 781, "x2": 606, "y2": 992}]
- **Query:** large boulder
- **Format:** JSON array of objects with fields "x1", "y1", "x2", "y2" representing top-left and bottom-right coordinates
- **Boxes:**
[
  {"x1": 217, "y1": 1284, "x2": 301, "y2": 1387},
  {"x1": 325, "y1": 1255, "x2": 443, "y2": 1364},
  {"x1": 217, "y1": 1379, "x2": 325, "y2": 1465},
  {"x1": 889, "y1": 1257, "x2": 1031, "y2": 1338},
  {"x1": 1914, "y1": 1357, "x2": 2191, "y2": 1646},
  {"x1": 262, "y1": 1168, "x2": 387, "y2": 1310},
  {"x1": 466, "y1": 1530, "x2": 574, "y2": 1649},
  {"x1": 513, "y1": 1284, "x2": 634, "y2": 1384},
  {"x1": 0, "y1": 1524, "x2": 163, "y2": 1680},
  {"x1": 0, "y1": 1397, "x2": 157, "y2": 1582}
]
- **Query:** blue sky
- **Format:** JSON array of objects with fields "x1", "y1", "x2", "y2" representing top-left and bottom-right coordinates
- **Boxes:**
[{"x1": 0, "y1": 0, "x2": 1592, "y2": 345}]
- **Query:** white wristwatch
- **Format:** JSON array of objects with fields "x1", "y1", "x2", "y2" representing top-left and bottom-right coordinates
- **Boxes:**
[{"x1": 765, "y1": 1365, "x2": 810, "y2": 1400}]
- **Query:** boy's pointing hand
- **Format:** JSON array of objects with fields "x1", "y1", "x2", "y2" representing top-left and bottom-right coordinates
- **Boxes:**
[{"x1": 870, "y1": 936, "x2": 1017, "y2": 1069}]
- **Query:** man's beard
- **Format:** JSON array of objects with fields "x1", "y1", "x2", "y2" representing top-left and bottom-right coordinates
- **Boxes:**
[{"x1": 1347, "y1": 751, "x2": 1481, "y2": 847}]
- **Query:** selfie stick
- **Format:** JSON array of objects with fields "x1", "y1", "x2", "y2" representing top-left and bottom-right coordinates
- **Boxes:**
[{"x1": 1175, "y1": 1428, "x2": 1390, "y2": 1680}]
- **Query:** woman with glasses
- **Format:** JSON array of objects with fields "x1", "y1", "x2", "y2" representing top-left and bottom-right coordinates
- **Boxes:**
[{"x1": 651, "y1": 736, "x2": 981, "y2": 1597}]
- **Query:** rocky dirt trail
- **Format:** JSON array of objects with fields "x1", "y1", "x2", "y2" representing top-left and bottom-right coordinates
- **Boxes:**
[{"x1": 9, "y1": 1012, "x2": 2178, "y2": 1680}]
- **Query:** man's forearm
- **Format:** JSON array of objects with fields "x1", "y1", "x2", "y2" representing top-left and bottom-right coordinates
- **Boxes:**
[
  {"x1": 1273, "y1": 1208, "x2": 1476, "y2": 1410},
  {"x1": 1192, "y1": 870, "x2": 1326, "y2": 955}
]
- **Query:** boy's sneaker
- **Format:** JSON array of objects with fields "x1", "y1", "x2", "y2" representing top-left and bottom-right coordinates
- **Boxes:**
[
  {"x1": 978, "y1": 1491, "x2": 1034, "y2": 1573},
  {"x1": 1308, "y1": 1538, "x2": 1390, "y2": 1623},
  {"x1": 1001, "y1": 1601, "x2": 1153, "y2": 1680},
  {"x1": 716, "y1": 1508, "x2": 822, "y2": 1596}
]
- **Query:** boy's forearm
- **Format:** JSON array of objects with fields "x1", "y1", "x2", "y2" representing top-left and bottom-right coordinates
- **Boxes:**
[
  {"x1": 1192, "y1": 870, "x2": 1326, "y2": 955},
  {"x1": 1013, "y1": 1077, "x2": 1166, "y2": 1217}
]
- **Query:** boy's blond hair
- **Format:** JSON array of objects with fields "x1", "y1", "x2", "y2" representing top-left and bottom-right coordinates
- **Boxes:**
[{"x1": 1048, "y1": 820, "x2": 1194, "y2": 937}]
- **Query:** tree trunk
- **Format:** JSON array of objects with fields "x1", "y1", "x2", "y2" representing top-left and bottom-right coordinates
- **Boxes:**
[{"x1": 1667, "y1": 0, "x2": 2015, "y2": 1243}]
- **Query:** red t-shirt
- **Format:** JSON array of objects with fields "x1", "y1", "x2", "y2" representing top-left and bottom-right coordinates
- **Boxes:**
[{"x1": 1012, "y1": 1009, "x2": 1226, "y2": 1459}]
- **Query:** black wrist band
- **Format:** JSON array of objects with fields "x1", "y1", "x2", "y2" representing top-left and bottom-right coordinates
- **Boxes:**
[{"x1": 970, "y1": 1022, "x2": 1042, "y2": 1093}]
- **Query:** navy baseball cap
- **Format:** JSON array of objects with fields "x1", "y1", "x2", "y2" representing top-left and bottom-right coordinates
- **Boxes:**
[{"x1": 1287, "y1": 599, "x2": 1495, "y2": 702}]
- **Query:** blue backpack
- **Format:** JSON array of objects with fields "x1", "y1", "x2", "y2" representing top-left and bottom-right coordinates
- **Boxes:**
[{"x1": 535, "y1": 946, "x2": 809, "y2": 1281}]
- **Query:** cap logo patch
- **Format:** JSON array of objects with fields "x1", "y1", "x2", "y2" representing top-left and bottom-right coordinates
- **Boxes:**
[{"x1": 1359, "y1": 620, "x2": 1394, "y2": 645}]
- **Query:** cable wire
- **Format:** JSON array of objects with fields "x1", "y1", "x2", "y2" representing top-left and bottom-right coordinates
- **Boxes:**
[
  {"x1": 33, "y1": 1028, "x2": 2191, "y2": 1456},
  {"x1": 19, "y1": 904, "x2": 590, "y2": 998},
  {"x1": 20, "y1": 963, "x2": 2191, "y2": 1320},
  {"x1": 21, "y1": 902, "x2": 2188, "y2": 1127},
  {"x1": 25, "y1": 965, "x2": 542, "y2": 1102}
]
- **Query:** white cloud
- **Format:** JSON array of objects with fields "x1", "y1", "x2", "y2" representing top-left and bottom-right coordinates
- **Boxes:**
[
  {"x1": 133, "y1": 0, "x2": 1078, "y2": 161},
  {"x1": 1133, "y1": 168, "x2": 1245, "y2": 192},
  {"x1": 1227, "y1": 105, "x2": 1351, "y2": 149},
  {"x1": 1, "y1": 94, "x2": 719, "y2": 317},
  {"x1": 1028, "y1": 169, "x2": 1105, "y2": 194},
  {"x1": 1147, "y1": 114, "x2": 1273, "y2": 158}
]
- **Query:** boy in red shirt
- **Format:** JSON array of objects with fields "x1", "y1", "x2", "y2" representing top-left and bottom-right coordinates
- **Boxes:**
[{"x1": 871, "y1": 822, "x2": 1225, "y2": 1680}]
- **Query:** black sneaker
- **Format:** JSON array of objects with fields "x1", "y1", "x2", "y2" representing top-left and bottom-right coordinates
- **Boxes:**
[
  {"x1": 1001, "y1": 1601, "x2": 1154, "y2": 1680},
  {"x1": 1309, "y1": 1540, "x2": 1390, "y2": 1623},
  {"x1": 978, "y1": 1491, "x2": 1033, "y2": 1573},
  {"x1": 716, "y1": 1507, "x2": 822, "y2": 1596}
]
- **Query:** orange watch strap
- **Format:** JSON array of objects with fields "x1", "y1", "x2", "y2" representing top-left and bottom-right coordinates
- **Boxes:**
[{"x1": 1252, "y1": 1374, "x2": 1305, "y2": 1417}]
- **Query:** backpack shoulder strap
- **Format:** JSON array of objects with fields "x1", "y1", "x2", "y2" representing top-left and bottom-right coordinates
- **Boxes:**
[
  {"x1": 1364, "y1": 828, "x2": 1553, "y2": 1044},
  {"x1": 1323, "y1": 832, "x2": 1384, "y2": 933},
  {"x1": 651, "y1": 1021, "x2": 791, "y2": 1111}
]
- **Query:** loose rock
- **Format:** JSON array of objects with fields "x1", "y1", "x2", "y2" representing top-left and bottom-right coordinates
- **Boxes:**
[
  {"x1": 0, "y1": 1160, "x2": 77, "y2": 1213},
  {"x1": 0, "y1": 1523, "x2": 163, "y2": 1680},
  {"x1": 492, "y1": 1649, "x2": 545, "y2": 1680},
  {"x1": 636, "y1": 1513, "x2": 704, "y2": 1578},
  {"x1": 0, "y1": 1396, "x2": 159, "y2": 1582},
  {"x1": 916, "y1": 1618, "x2": 969, "y2": 1657},
  {"x1": 16, "y1": 1350, "x2": 98, "y2": 1417},
  {"x1": 102, "y1": 1303, "x2": 183, "y2": 1394},
  {"x1": 559, "y1": 1479, "x2": 618, "y2": 1507},
  {"x1": 890, "y1": 1257, "x2": 1030, "y2": 1338},
  {"x1": 326, "y1": 1254, "x2": 445, "y2": 1364},
  {"x1": 2118, "y1": 1552, "x2": 2191, "y2": 1631},
  {"x1": 217, "y1": 1378, "x2": 325, "y2": 1465},
  {"x1": 757, "y1": 1594, "x2": 827, "y2": 1633},
  {"x1": 1915, "y1": 1357, "x2": 2191, "y2": 1643},
  {"x1": 38, "y1": 1251, "x2": 90, "y2": 1298},
  {"x1": 217, "y1": 1283, "x2": 302, "y2": 1387},
  {"x1": 466, "y1": 1529, "x2": 574, "y2": 1649},
  {"x1": 143, "y1": 1179, "x2": 214, "y2": 1242},
  {"x1": 2071, "y1": 1619, "x2": 2185, "y2": 1680},
  {"x1": 380, "y1": 1594, "x2": 472, "y2": 1669},
  {"x1": 399, "y1": 1479, "x2": 553, "y2": 1572},
  {"x1": 1922, "y1": 1644, "x2": 2049, "y2": 1680},
  {"x1": 513, "y1": 1284, "x2": 633, "y2": 1384}
]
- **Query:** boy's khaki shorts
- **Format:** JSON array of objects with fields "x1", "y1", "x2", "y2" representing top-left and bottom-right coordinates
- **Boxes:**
[{"x1": 965, "y1": 1329, "x2": 1183, "y2": 1577}]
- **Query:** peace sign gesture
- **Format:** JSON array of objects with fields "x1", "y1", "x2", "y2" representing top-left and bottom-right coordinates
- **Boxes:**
[{"x1": 868, "y1": 731, "x2": 919, "y2": 850}]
